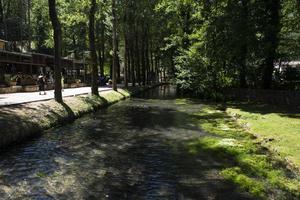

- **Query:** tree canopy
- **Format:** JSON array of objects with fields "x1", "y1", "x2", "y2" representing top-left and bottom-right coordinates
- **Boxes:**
[{"x1": 1, "y1": 0, "x2": 300, "y2": 97}]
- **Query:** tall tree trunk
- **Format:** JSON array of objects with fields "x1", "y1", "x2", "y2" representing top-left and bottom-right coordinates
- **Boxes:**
[
  {"x1": 99, "y1": 18, "x2": 105, "y2": 76},
  {"x1": 125, "y1": 26, "x2": 131, "y2": 84},
  {"x1": 150, "y1": 51, "x2": 154, "y2": 83},
  {"x1": 0, "y1": 0, "x2": 4, "y2": 24},
  {"x1": 239, "y1": 51, "x2": 247, "y2": 88},
  {"x1": 48, "y1": 0, "x2": 63, "y2": 103},
  {"x1": 130, "y1": 35, "x2": 135, "y2": 86},
  {"x1": 239, "y1": 0, "x2": 248, "y2": 88},
  {"x1": 89, "y1": 0, "x2": 99, "y2": 96},
  {"x1": 135, "y1": 28, "x2": 141, "y2": 86},
  {"x1": 141, "y1": 31, "x2": 146, "y2": 86},
  {"x1": 145, "y1": 26, "x2": 150, "y2": 85},
  {"x1": 155, "y1": 56, "x2": 160, "y2": 83},
  {"x1": 127, "y1": 42, "x2": 131, "y2": 84},
  {"x1": 182, "y1": 7, "x2": 191, "y2": 49},
  {"x1": 112, "y1": 0, "x2": 117, "y2": 91},
  {"x1": 5, "y1": 0, "x2": 11, "y2": 19},
  {"x1": 109, "y1": 54, "x2": 113, "y2": 78},
  {"x1": 124, "y1": 32, "x2": 129, "y2": 88},
  {"x1": 96, "y1": 17, "x2": 105, "y2": 76},
  {"x1": 0, "y1": 0, "x2": 4, "y2": 81},
  {"x1": 27, "y1": 0, "x2": 32, "y2": 51},
  {"x1": 116, "y1": 40, "x2": 121, "y2": 83},
  {"x1": 261, "y1": 0, "x2": 280, "y2": 89}
]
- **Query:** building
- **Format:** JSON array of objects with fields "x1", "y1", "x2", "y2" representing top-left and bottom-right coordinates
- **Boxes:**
[
  {"x1": 0, "y1": 39, "x2": 8, "y2": 50},
  {"x1": 0, "y1": 47, "x2": 87, "y2": 93}
]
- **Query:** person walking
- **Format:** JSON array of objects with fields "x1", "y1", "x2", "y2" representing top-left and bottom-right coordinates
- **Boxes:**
[
  {"x1": 16, "y1": 73, "x2": 22, "y2": 86},
  {"x1": 61, "y1": 74, "x2": 64, "y2": 92},
  {"x1": 49, "y1": 72, "x2": 54, "y2": 89},
  {"x1": 37, "y1": 75, "x2": 46, "y2": 95}
]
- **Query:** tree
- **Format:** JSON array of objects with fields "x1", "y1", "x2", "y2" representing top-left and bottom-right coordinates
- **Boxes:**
[
  {"x1": 89, "y1": 0, "x2": 99, "y2": 96},
  {"x1": 32, "y1": 0, "x2": 51, "y2": 52},
  {"x1": 4, "y1": 0, "x2": 299, "y2": 96},
  {"x1": 48, "y1": 0, "x2": 63, "y2": 103},
  {"x1": 112, "y1": 0, "x2": 117, "y2": 91},
  {"x1": 261, "y1": 0, "x2": 281, "y2": 89},
  {"x1": 96, "y1": 10, "x2": 106, "y2": 76}
]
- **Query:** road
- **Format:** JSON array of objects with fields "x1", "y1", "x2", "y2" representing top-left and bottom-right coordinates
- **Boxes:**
[{"x1": 0, "y1": 86, "x2": 113, "y2": 106}]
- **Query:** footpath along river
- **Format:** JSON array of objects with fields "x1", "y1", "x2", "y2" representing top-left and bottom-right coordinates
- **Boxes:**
[{"x1": 0, "y1": 86, "x2": 254, "y2": 200}]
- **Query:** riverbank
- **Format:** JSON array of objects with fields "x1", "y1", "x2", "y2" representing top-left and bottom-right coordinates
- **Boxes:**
[
  {"x1": 0, "y1": 87, "x2": 257, "y2": 199},
  {"x1": 181, "y1": 100, "x2": 300, "y2": 199},
  {"x1": 0, "y1": 86, "x2": 155, "y2": 148},
  {"x1": 226, "y1": 103, "x2": 300, "y2": 173}
]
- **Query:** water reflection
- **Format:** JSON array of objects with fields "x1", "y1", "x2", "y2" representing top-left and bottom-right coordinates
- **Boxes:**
[{"x1": 0, "y1": 85, "x2": 253, "y2": 200}]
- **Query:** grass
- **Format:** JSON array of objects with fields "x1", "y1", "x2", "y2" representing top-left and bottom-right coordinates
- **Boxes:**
[
  {"x1": 226, "y1": 103, "x2": 300, "y2": 172},
  {"x1": 184, "y1": 103, "x2": 300, "y2": 199}
]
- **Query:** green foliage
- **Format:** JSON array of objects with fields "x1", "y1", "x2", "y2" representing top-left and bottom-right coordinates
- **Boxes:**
[
  {"x1": 2, "y1": 0, "x2": 299, "y2": 90},
  {"x1": 31, "y1": 0, "x2": 52, "y2": 50},
  {"x1": 279, "y1": 0, "x2": 300, "y2": 60},
  {"x1": 157, "y1": 0, "x2": 299, "y2": 93}
]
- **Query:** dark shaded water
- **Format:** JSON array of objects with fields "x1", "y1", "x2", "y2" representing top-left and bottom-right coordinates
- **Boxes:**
[{"x1": 0, "y1": 86, "x2": 253, "y2": 200}]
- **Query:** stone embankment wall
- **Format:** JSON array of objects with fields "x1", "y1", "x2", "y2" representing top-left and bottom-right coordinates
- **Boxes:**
[{"x1": 0, "y1": 86, "x2": 155, "y2": 148}]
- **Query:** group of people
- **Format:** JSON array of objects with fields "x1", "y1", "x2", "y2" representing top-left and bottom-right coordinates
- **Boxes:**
[
  {"x1": 99, "y1": 74, "x2": 112, "y2": 86},
  {"x1": 37, "y1": 74, "x2": 110, "y2": 96}
]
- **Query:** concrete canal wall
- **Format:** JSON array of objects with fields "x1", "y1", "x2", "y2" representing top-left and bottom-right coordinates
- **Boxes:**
[{"x1": 0, "y1": 86, "x2": 157, "y2": 148}]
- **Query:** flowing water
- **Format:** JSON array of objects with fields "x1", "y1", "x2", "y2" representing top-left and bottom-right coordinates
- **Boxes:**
[{"x1": 0, "y1": 86, "x2": 254, "y2": 200}]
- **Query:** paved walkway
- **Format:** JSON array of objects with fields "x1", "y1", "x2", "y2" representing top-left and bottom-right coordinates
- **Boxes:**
[{"x1": 0, "y1": 87, "x2": 113, "y2": 106}]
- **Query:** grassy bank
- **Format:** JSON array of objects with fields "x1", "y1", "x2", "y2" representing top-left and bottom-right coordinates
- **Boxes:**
[
  {"x1": 226, "y1": 103, "x2": 300, "y2": 173},
  {"x1": 179, "y1": 100, "x2": 300, "y2": 199},
  {"x1": 0, "y1": 86, "x2": 152, "y2": 148}
]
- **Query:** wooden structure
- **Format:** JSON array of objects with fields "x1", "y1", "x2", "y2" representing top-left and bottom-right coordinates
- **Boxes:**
[
  {"x1": 0, "y1": 49, "x2": 86, "y2": 93},
  {"x1": 0, "y1": 40, "x2": 8, "y2": 50},
  {"x1": 0, "y1": 50, "x2": 85, "y2": 77},
  {"x1": 0, "y1": 50, "x2": 32, "y2": 65}
]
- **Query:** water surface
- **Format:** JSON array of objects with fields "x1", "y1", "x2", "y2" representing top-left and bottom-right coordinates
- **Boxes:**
[{"x1": 0, "y1": 86, "x2": 253, "y2": 199}]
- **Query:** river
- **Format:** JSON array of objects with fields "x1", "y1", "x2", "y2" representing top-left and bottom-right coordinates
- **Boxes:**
[{"x1": 0, "y1": 86, "x2": 253, "y2": 200}]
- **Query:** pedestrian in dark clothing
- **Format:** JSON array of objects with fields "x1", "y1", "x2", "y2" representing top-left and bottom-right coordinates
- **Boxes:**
[
  {"x1": 16, "y1": 76, "x2": 22, "y2": 86},
  {"x1": 99, "y1": 75, "x2": 106, "y2": 86},
  {"x1": 37, "y1": 75, "x2": 46, "y2": 95}
]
